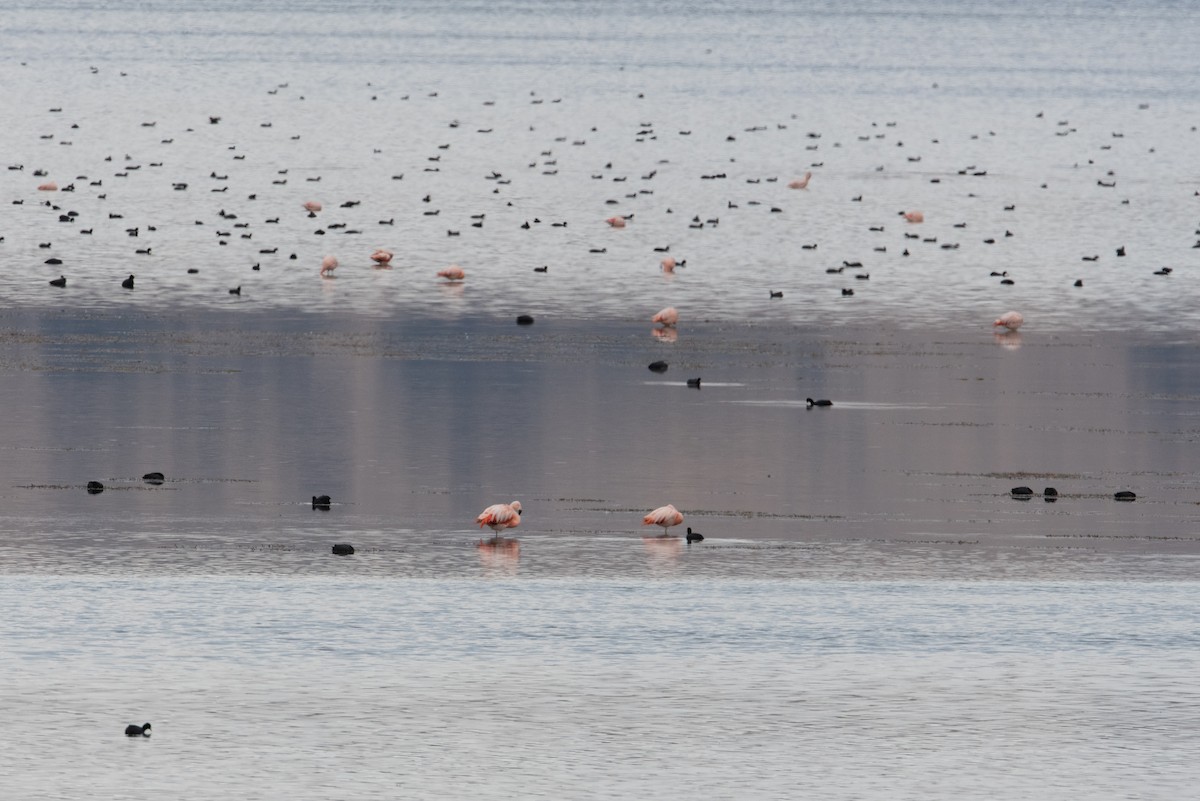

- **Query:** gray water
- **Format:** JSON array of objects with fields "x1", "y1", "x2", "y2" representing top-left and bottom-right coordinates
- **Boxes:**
[
  {"x1": 2, "y1": 1, "x2": 1200, "y2": 330},
  {"x1": 2, "y1": 2, "x2": 1200, "y2": 799}
]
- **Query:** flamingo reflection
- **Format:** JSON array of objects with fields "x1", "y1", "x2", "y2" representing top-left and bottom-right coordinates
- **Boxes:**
[
  {"x1": 642, "y1": 535, "x2": 683, "y2": 571},
  {"x1": 477, "y1": 536, "x2": 520, "y2": 570},
  {"x1": 651, "y1": 327, "x2": 678, "y2": 343},
  {"x1": 993, "y1": 331, "x2": 1022, "y2": 350}
]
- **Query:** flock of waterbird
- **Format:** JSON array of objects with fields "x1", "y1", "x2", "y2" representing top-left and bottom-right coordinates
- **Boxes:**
[
  {"x1": 22, "y1": 71, "x2": 1186, "y2": 581},
  {"x1": 13, "y1": 71, "x2": 1186, "y2": 331}
]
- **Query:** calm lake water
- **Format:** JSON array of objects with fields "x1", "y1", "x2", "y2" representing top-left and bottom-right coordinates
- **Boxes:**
[{"x1": 2, "y1": 2, "x2": 1200, "y2": 799}]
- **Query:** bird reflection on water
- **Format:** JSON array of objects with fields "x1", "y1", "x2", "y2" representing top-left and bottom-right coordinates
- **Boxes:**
[
  {"x1": 476, "y1": 537, "x2": 520, "y2": 572},
  {"x1": 993, "y1": 330, "x2": 1022, "y2": 350}
]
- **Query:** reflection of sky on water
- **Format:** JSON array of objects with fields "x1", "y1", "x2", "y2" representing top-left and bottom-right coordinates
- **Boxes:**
[{"x1": 2, "y1": 311, "x2": 1199, "y2": 572}]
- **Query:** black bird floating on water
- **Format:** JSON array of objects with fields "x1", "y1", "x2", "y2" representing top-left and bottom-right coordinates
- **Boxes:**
[
  {"x1": 312, "y1": 495, "x2": 332, "y2": 510},
  {"x1": 686, "y1": 527, "x2": 704, "y2": 544},
  {"x1": 1114, "y1": 491, "x2": 1136, "y2": 501},
  {"x1": 49, "y1": 275, "x2": 66, "y2": 287},
  {"x1": 125, "y1": 723, "x2": 151, "y2": 737},
  {"x1": 806, "y1": 398, "x2": 832, "y2": 408},
  {"x1": 1011, "y1": 486, "x2": 1034, "y2": 498},
  {"x1": 122, "y1": 274, "x2": 135, "y2": 289},
  {"x1": 331, "y1": 543, "x2": 355, "y2": 556},
  {"x1": 1043, "y1": 487, "x2": 1058, "y2": 502},
  {"x1": 143, "y1": 472, "x2": 164, "y2": 484},
  {"x1": 686, "y1": 377, "x2": 702, "y2": 388},
  {"x1": 648, "y1": 361, "x2": 668, "y2": 373},
  {"x1": 87, "y1": 480, "x2": 104, "y2": 494},
  {"x1": 516, "y1": 314, "x2": 534, "y2": 325}
]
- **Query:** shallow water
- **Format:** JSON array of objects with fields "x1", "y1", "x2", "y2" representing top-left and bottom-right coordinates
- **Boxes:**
[
  {"x1": 3, "y1": 2, "x2": 1200, "y2": 799},
  {"x1": 4, "y1": 574, "x2": 1200, "y2": 800},
  {"x1": 2, "y1": 313, "x2": 1200, "y2": 556},
  {"x1": 3, "y1": 313, "x2": 1200, "y2": 797}
]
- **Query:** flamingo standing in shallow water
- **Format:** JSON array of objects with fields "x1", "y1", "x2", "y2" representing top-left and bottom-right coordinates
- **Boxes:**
[
  {"x1": 320, "y1": 255, "x2": 338, "y2": 276},
  {"x1": 303, "y1": 200, "x2": 322, "y2": 216},
  {"x1": 643, "y1": 504, "x2": 684, "y2": 536},
  {"x1": 661, "y1": 256, "x2": 676, "y2": 273},
  {"x1": 437, "y1": 265, "x2": 465, "y2": 281},
  {"x1": 788, "y1": 172, "x2": 812, "y2": 189},
  {"x1": 652, "y1": 306, "x2": 678, "y2": 327},
  {"x1": 477, "y1": 500, "x2": 522, "y2": 544},
  {"x1": 994, "y1": 310, "x2": 1024, "y2": 331}
]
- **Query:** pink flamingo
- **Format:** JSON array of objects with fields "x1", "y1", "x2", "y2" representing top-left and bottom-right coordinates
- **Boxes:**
[
  {"x1": 303, "y1": 200, "x2": 322, "y2": 217},
  {"x1": 370, "y1": 249, "x2": 393, "y2": 265},
  {"x1": 437, "y1": 265, "x2": 465, "y2": 281},
  {"x1": 477, "y1": 500, "x2": 522, "y2": 543},
  {"x1": 606, "y1": 216, "x2": 626, "y2": 228},
  {"x1": 320, "y1": 255, "x2": 338, "y2": 276},
  {"x1": 902, "y1": 210, "x2": 924, "y2": 223},
  {"x1": 993, "y1": 310, "x2": 1024, "y2": 331},
  {"x1": 788, "y1": 171, "x2": 812, "y2": 189},
  {"x1": 643, "y1": 503, "x2": 684, "y2": 536},
  {"x1": 37, "y1": 181, "x2": 58, "y2": 191},
  {"x1": 652, "y1": 306, "x2": 679, "y2": 327},
  {"x1": 661, "y1": 256, "x2": 676, "y2": 273}
]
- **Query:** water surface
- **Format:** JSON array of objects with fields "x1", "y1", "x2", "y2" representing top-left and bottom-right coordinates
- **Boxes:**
[{"x1": 3, "y1": 2, "x2": 1200, "y2": 799}]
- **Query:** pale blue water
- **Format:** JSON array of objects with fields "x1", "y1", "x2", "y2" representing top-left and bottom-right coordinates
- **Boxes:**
[
  {"x1": 4, "y1": 573, "x2": 1200, "y2": 800},
  {"x1": 2, "y1": 2, "x2": 1200, "y2": 798}
]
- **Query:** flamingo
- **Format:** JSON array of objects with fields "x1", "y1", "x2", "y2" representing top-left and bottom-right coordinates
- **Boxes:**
[
  {"x1": 661, "y1": 256, "x2": 676, "y2": 273},
  {"x1": 320, "y1": 255, "x2": 338, "y2": 276},
  {"x1": 37, "y1": 181, "x2": 57, "y2": 191},
  {"x1": 652, "y1": 306, "x2": 678, "y2": 327},
  {"x1": 902, "y1": 210, "x2": 924, "y2": 223},
  {"x1": 370, "y1": 249, "x2": 393, "y2": 265},
  {"x1": 477, "y1": 500, "x2": 522, "y2": 544},
  {"x1": 994, "y1": 310, "x2": 1024, "y2": 331},
  {"x1": 437, "y1": 265, "x2": 465, "y2": 281},
  {"x1": 788, "y1": 171, "x2": 812, "y2": 189},
  {"x1": 606, "y1": 216, "x2": 626, "y2": 228},
  {"x1": 643, "y1": 503, "x2": 684, "y2": 536},
  {"x1": 303, "y1": 200, "x2": 322, "y2": 216}
]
